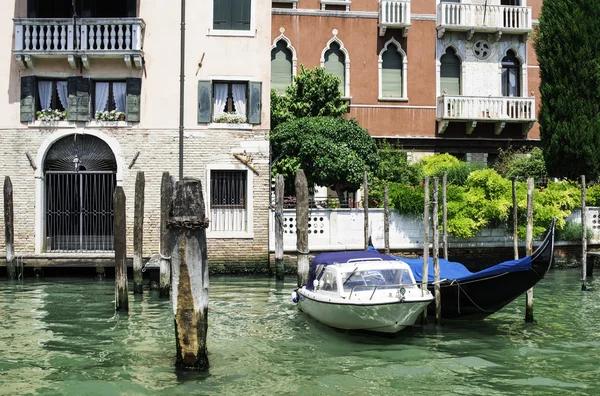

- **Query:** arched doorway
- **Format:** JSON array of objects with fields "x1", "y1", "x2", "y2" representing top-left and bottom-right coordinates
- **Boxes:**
[{"x1": 44, "y1": 134, "x2": 117, "y2": 252}]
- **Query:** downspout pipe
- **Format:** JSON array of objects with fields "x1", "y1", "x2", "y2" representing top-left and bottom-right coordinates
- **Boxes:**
[{"x1": 178, "y1": 0, "x2": 186, "y2": 180}]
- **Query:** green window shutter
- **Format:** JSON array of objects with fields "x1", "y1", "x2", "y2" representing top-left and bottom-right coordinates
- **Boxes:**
[
  {"x1": 325, "y1": 44, "x2": 345, "y2": 95},
  {"x1": 213, "y1": 0, "x2": 232, "y2": 30},
  {"x1": 126, "y1": 77, "x2": 142, "y2": 122},
  {"x1": 271, "y1": 41, "x2": 293, "y2": 93},
  {"x1": 381, "y1": 46, "x2": 403, "y2": 98},
  {"x1": 231, "y1": 0, "x2": 251, "y2": 31},
  {"x1": 67, "y1": 77, "x2": 91, "y2": 121},
  {"x1": 67, "y1": 77, "x2": 78, "y2": 121},
  {"x1": 20, "y1": 76, "x2": 36, "y2": 122},
  {"x1": 440, "y1": 50, "x2": 461, "y2": 96},
  {"x1": 198, "y1": 80, "x2": 212, "y2": 123},
  {"x1": 248, "y1": 81, "x2": 262, "y2": 125}
]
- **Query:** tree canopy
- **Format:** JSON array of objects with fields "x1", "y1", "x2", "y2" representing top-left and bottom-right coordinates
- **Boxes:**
[{"x1": 535, "y1": 0, "x2": 600, "y2": 180}]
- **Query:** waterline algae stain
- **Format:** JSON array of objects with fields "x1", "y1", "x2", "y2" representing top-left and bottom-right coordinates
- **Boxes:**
[{"x1": 0, "y1": 270, "x2": 599, "y2": 395}]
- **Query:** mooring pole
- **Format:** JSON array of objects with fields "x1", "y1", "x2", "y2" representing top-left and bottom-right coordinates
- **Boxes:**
[
  {"x1": 433, "y1": 177, "x2": 441, "y2": 324},
  {"x1": 4, "y1": 177, "x2": 16, "y2": 280},
  {"x1": 160, "y1": 172, "x2": 173, "y2": 298},
  {"x1": 525, "y1": 178, "x2": 534, "y2": 322},
  {"x1": 581, "y1": 175, "x2": 587, "y2": 291},
  {"x1": 512, "y1": 178, "x2": 518, "y2": 260},
  {"x1": 275, "y1": 174, "x2": 285, "y2": 281},
  {"x1": 442, "y1": 172, "x2": 448, "y2": 260},
  {"x1": 133, "y1": 171, "x2": 145, "y2": 294},
  {"x1": 296, "y1": 169, "x2": 309, "y2": 287},
  {"x1": 363, "y1": 169, "x2": 369, "y2": 249},
  {"x1": 114, "y1": 186, "x2": 128, "y2": 312},
  {"x1": 384, "y1": 184, "x2": 390, "y2": 255},
  {"x1": 421, "y1": 176, "x2": 430, "y2": 323},
  {"x1": 169, "y1": 178, "x2": 209, "y2": 371}
]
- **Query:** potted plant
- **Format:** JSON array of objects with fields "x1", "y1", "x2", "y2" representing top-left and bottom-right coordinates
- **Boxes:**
[
  {"x1": 96, "y1": 110, "x2": 126, "y2": 122},
  {"x1": 213, "y1": 112, "x2": 247, "y2": 124},
  {"x1": 36, "y1": 109, "x2": 67, "y2": 122}
]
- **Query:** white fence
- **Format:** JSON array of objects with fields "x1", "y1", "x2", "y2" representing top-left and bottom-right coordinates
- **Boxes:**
[
  {"x1": 437, "y1": 3, "x2": 532, "y2": 32},
  {"x1": 437, "y1": 96, "x2": 536, "y2": 122}
]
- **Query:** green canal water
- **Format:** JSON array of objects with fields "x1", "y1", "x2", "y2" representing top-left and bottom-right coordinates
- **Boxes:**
[{"x1": 0, "y1": 269, "x2": 599, "y2": 396}]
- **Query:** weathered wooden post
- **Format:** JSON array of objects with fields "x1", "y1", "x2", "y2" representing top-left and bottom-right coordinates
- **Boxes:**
[
  {"x1": 363, "y1": 169, "x2": 369, "y2": 249},
  {"x1": 512, "y1": 178, "x2": 519, "y2": 260},
  {"x1": 581, "y1": 175, "x2": 587, "y2": 291},
  {"x1": 160, "y1": 172, "x2": 173, "y2": 298},
  {"x1": 4, "y1": 177, "x2": 16, "y2": 280},
  {"x1": 525, "y1": 178, "x2": 534, "y2": 322},
  {"x1": 384, "y1": 184, "x2": 390, "y2": 255},
  {"x1": 169, "y1": 178, "x2": 209, "y2": 371},
  {"x1": 442, "y1": 172, "x2": 448, "y2": 260},
  {"x1": 133, "y1": 171, "x2": 145, "y2": 294},
  {"x1": 274, "y1": 174, "x2": 285, "y2": 281},
  {"x1": 114, "y1": 186, "x2": 128, "y2": 312},
  {"x1": 296, "y1": 169, "x2": 309, "y2": 287},
  {"x1": 421, "y1": 176, "x2": 430, "y2": 323},
  {"x1": 433, "y1": 177, "x2": 441, "y2": 324}
]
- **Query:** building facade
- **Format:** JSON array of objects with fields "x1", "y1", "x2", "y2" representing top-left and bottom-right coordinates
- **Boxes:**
[
  {"x1": 271, "y1": 0, "x2": 541, "y2": 164},
  {"x1": 1, "y1": 0, "x2": 272, "y2": 271}
]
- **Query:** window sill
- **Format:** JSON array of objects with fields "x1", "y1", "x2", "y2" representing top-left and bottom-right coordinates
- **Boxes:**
[
  {"x1": 86, "y1": 121, "x2": 131, "y2": 128},
  {"x1": 378, "y1": 97, "x2": 409, "y2": 102},
  {"x1": 208, "y1": 122, "x2": 253, "y2": 130},
  {"x1": 28, "y1": 121, "x2": 76, "y2": 128},
  {"x1": 341, "y1": 96, "x2": 352, "y2": 101},
  {"x1": 207, "y1": 29, "x2": 256, "y2": 38},
  {"x1": 207, "y1": 231, "x2": 254, "y2": 239}
]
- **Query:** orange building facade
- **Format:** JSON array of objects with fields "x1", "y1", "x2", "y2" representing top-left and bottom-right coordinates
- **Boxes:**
[{"x1": 271, "y1": 0, "x2": 542, "y2": 164}]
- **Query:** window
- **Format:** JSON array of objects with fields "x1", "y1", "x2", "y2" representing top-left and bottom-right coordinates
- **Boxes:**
[
  {"x1": 321, "y1": 270, "x2": 338, "y2": 292},
  {"x1": 36, "y1": 79, "x2": 68, "y2": 112},
  {"x1": 197, "y1": 80, "x2": 262, "y2": 125},
  {"x1": 271, "y1": 40, "x2": 293, "y2": 93},
  {"x1": 324, "y1": 42, "x2": 346, "y2": 95},
  {"x1": 210, "y1": 170, "x2": 248, "y2": 232},
  {"x1": 379, "y1": 39, "x2": 407, "y2": 100},
  {"x1": 212, "y1": 82, "x2": 248, "y2": 123},
  {"x1": 213, "y1": 0, "x2": 251, "y2": 31},
  {"x1": 93, "y1": 81, "x2": 127, "y2": 118},
  {"x1": 501, "y1": 50, "x2": 521, "y2": 97},
  {"x1": 440, "y1": 47, "x2": 461, "y2": 96}
]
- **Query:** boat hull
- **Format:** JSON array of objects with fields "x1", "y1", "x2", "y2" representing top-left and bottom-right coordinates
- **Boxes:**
[{"x1": 297, "y1": 291, "x2": 431, "y2": 333}]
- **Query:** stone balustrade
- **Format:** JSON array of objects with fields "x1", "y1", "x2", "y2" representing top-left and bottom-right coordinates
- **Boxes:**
[
  {"x1": 437, "y1": 3, "x2": 531, "y2": 38},
  {"x1": 378, "y1": 0, "x2": 411, "y2": 36}
]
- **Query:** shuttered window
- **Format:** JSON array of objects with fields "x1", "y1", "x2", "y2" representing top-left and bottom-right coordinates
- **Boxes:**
[
  {"x1": 324, "y1": 42, "x2": 345, "y2": 95},
  {"x1": 440, "y1": 47, "x2": 461, "y2": 96},
  {"x1": 501, "y1": 50, "x2": 520, "y2": 97},
  {"x1": 198, "y1": 80, "x2": 261, "y2": 125},
  {"x1": 213, "y1": 0, "x2": 251, "y2": 31},
  {"x1": 381, "y1": 45, "x2": 403, "y2": 98},
  {"x1": 271, "y1": 40, "x2": 293, "y2": 93}
]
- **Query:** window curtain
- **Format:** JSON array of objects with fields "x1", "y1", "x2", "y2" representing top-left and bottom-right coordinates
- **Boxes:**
[
  {"x1": 232, "y1": 84, "x2": 247, "y2": 118},
  {"x1": 94, "y1": 82, "x2": 110, "y2": 112},
  {"x1": 56, "y1": 81, "x2": 68, "y2": 110},
  {"x1": 113, "y1": 83, "x2": 127, "y2": 112},
  {"x1": 213, "y1": 83, "x2": 228, "y2": 118},
  {"x1": 38, "y1": 81, "x2": 53, "y2": 110}
]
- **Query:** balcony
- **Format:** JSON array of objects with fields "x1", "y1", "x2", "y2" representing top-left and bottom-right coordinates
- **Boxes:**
[
  {"x1": 436, "y1": 3, "x2": 531, "y2": 40},
  {"x1": 13, "y1": 18, "x2": 145, "y2": 70},
  {"x1": 436, "y1": 95, "x2": 536, "y2": 135},
  {"x1": 378, "y1": 0, "x2": 411, "y2": 37}
]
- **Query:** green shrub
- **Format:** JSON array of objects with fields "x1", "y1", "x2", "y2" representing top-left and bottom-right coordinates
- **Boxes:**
[
  {"x1": 556, "y1": 221, "x2": 593, "y2": 241},
  {"x1": 586, "y1": 184, "x2": 600, "y2": 206}
]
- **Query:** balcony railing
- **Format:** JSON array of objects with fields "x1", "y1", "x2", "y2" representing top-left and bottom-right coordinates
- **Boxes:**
[
  {"x1": 437, "y1": 3, "x2": 531, "y2": 39},
  {"x1": 437, "y1": 95, "x2": 536, "y2": 135},
  {"x1": 378, "y1": 0, "x2": 411, "y2": 37},
  {"x1": 13, "y1": 18, "x2": 145, "y2": 69}
]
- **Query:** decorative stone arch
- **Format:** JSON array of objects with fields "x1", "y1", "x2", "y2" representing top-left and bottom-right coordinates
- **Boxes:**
[
  {"x1": 436, "y1": 36, "x2": 467, "y2": 97},
  {"x1": 271, "y1": 29, "x2": 298, "y2": 77},
  {"x1": 378, "y1": 37, "x2": 408, "y2": 100},
  {"x1": 320, "y1": 30, "x2": 351, "y2": 97},
  {"x1": 34, "y1": 129, "x2": 125, "y2": 253},
  {"x1": 498, "y1": 43, "x2": 528, "y2": 97}
]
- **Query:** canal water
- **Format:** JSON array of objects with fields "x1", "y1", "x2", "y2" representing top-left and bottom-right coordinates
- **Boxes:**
[{"x1": 0, "y1": 269, "x2": 598, "y2": 395}]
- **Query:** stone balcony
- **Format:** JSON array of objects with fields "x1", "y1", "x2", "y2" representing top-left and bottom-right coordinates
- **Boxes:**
[
  {"x1": 436, "y1": 3, "x2": 532, "y2": 40},
  {"x1": 436, "y1": 95, "x2": 536, "y2": 135},
  {"x1": 13, "y1": 18, "x2": 145, "y2": 70},
  {"x1": 378, "y1": 0, "x2": 411, "y2": 37}
]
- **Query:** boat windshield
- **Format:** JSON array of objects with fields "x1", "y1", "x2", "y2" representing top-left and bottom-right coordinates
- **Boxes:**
[{"x1": 340, "y1": 268, "x2": 414, "y2": 293}]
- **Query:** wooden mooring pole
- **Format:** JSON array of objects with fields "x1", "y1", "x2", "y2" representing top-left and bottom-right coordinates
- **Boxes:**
[
  {"x1": 512, "y1": 178, "x2": 518, "y2": 260},
  {"x1": 114, "y1": 186, "x2": 128, "y2": 312},
  {"x1": 296, "y1": 169, "x2": 309, "y2": 287},
  {"x1": 4, "y1": 176, "x2": 16, "y2": 280},
  {"x1": 133, "y1": 171, "x2": 145, "y2": 294},
  {"x1": 442, "y1": 172, "x2": 448, "y2": 260},
  {"x1": 274, "y1": 174, "x2": 285, "y2": 281},
  {"x1": 169, "y1": 178, "x2": 209, "y2": 370},
  {"x1": 525, "y1": 178, "x2": 534, "y2": 323},
  {"x1": 160, "y1": 172, "x2": 173, "y2": 298},
  {"x1": 363, "y1": 169, "x2": 369, "y2": 249},
  {"x1": 433, "y1": 177, "x2": 441, "y2": 324},
  {"x1": 581, "y1": 175, "x2": 587, "y2": 291},
  {"x1": 421, "y1": 177, "x2": 430, "y2": 324},
  {"x1": 384, "y1": 184, "x2": 390, "y2": 255}
]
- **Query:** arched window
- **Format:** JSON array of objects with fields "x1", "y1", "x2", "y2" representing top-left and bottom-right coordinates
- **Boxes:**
[
  {"x1": 381, "y1": 42, "x2": 404, "y2": 99},
  {"x1": 440, "y1": 47, "x2": 461, "y2": 96},
  {"x1": 324, "y1": 42, "x2": 345, "y2": 95},
  {"x1": 501, "y1": 50, "x2": 521, "y2": 97},
  {"x1": 271, "y1": 40, "x2": 293, "y2": 93}
]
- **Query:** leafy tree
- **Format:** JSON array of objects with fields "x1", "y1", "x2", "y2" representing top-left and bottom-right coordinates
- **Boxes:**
[
  {"x1": 375, "y1": 141, "x2": 423, "y2": 185},
  {"x1": 270, "y1": 116, "x2": 379, "y2": 200},
  {"x1": 420, "y1": 153, "x2": 485, "y2": 186},
  {"x1": 493, "y1": 147, "x2": 548, "y2": 183},
  {"x1": 535, "y1": 0, "x2": 600, "y2": 180},
  {"x1": 270, "y1": 65, "x2": 348, "y2": 130}
]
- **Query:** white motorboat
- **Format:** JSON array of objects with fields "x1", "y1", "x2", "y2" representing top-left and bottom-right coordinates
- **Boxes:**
[{"x1": 293, "y1": 251, "x2": 434, "y2": 334}]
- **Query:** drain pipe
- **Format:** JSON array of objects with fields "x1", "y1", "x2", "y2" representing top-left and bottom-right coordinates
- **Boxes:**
[{"x1": 178, "y1": 0, "x2": 186, "y2": 180}]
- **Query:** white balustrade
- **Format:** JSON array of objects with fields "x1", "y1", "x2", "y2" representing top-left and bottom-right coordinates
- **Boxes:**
[
  {"x1": 379, "y1": 0, "x2": 411, "y2": 27},
  {"x1": 437, "y1": 95, "x2": 536, "y2": 122},
  {"x1": 437, "y1": 3, "x2": 531, "y2": 32}
]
